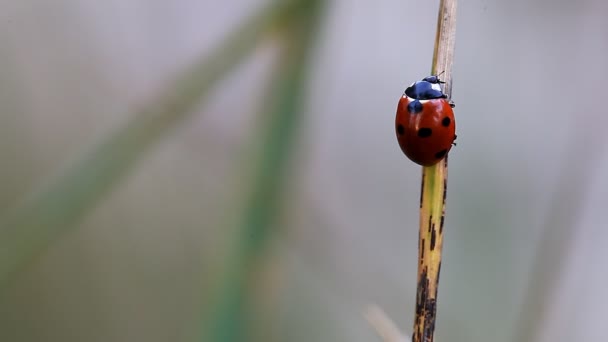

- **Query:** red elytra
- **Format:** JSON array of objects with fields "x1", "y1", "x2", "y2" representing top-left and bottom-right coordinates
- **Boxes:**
[{"x1": 395, "y1": 76, "x2": 456, "y2": 166}]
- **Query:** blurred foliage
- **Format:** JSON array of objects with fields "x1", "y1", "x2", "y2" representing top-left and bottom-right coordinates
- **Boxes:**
[
  {"x1": 0, "y1": 0, "x2": 325, "y2": 341},
  {"x1": 1, "y1": 1, "x2": 607, "y2": 342},
  {"x1": 202, "y1": 0, "x2": 325, "y2": 341},
  {"x1": 0, "y1": 0, "x2": 295, "y2": 286}
]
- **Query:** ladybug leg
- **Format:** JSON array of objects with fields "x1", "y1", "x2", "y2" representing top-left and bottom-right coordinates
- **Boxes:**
[
  {"x1": 452, "y1": 134, "x2": 458, "y2": 146},
  {"x1": 449, "y1": 100, "x2": 456, "y2": 108}
]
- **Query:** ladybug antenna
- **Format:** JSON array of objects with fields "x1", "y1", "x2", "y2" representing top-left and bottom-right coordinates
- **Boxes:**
[{"x1": 435, "y1": 70, "x2": 446, "y2": 83}]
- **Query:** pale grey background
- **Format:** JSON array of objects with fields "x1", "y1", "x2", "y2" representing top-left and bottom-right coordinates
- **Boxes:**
[{"x1": 0, "y1": 0, "x2": 607, "y2": 341}]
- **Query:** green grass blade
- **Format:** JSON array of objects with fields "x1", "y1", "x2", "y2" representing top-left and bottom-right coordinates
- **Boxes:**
[{"x1": 202, "y1": 1, "x2": 325, "y2": 341}]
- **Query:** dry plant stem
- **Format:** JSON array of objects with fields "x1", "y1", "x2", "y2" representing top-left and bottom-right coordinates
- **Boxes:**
[{"x1": 413, "y1": 0, "x2": 457, "y2": 342}]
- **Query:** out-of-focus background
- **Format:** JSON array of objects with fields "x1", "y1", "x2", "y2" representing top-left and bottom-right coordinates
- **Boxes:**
[{"x1": 1, "y1": 0, "x2": 607, "y2": 341}]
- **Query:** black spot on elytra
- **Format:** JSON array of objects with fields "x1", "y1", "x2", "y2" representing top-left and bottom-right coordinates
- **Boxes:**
[
  {"x1": 435, "y1": 149, "x2": 447, "y2": 159},
  {"x1": 397, "y1": 124, "x2": 404, "y2": 135},
  {"x1": 442, "y1": 117, "x2": 451, "y2": 127},
  {"x1": 418, "y1": 128, "x2": 432, "y2": 138},
  {"x1": 408, "y1": 100, "x2": 423, "y2": 114}
]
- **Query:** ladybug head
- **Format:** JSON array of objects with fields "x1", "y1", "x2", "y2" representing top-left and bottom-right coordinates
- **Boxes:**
[
  {"x1": 422, "y1": 75, "x2": 445, "y2": 84},
  {"x1": 404, "y1": 74, "x2": 447, "y2": 100}
]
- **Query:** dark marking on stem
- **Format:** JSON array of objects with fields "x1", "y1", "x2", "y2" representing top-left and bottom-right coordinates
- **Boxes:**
[
  {"x1": 415, "y1": 266, "x2": 438, "y2": 342},
  {"x1": 423, "y1": 298, "x2": 437, "y2": 341},
  {"x1": 437, "y1": 261, "x2": 442, "y2": 283},
  {"x1": 428, "y1": 215, "x2": 432, "y2": 233},
  {"x1": 442, "y1": 179, "x2": 447, "y2": 205},
  {"x1": 421, "y1": 238, "x2": 425, "y2": 261},
  {"x1": 420, "y1": 173, "x2": 426, "y2": 208},
  {"x1": 440, "y1": 215, "x2": 445, "y2": 234},
  {"x1": 415, "y1": 267, "x2": 429, "y2": 315},
  {"x1": 430, "y1": 226, "x2": 437, "y2": 251}
]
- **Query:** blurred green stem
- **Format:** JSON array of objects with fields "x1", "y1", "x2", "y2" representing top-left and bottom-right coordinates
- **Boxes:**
[
  {"x1": 0, "y1": 0, "x2": 296, "y2": 288},
  {"x1": 203, "y1": 1, "x2": 324, "y2": 341}
]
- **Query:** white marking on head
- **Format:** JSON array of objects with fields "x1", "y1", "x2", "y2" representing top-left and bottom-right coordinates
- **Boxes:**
[
  {"x1": 431, "y1": 83, "x2": 442, "y2": 92},
  {"x1": 406, "y1": 97, "x2": 429, "y2": 104}
]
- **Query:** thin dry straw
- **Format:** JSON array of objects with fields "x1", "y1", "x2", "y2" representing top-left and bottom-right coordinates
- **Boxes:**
[{"x1": 412, "y1": 0, "x2": 457, "y2": 341}]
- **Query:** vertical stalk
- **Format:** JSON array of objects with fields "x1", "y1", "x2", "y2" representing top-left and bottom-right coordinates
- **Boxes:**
[{"x1": 412, "y1": 1, "x2": 458, "y2": 341}]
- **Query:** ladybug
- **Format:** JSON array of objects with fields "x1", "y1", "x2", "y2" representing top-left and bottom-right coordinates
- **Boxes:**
[{"x1": 395, "y1": 75, "x2": 456, "y2": 166}]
